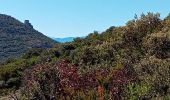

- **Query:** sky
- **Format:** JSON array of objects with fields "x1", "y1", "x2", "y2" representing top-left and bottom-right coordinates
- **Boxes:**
[{"x1": 0, "y1": 0, "x2": 170, "y2": 38}]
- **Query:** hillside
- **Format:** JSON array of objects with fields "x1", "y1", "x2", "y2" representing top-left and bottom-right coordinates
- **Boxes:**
[
  {"x1": 1, "y1": 13, "x2": 170, "y2": 99},
  {"x1": 0, "y1": 14, "x2": 56, "y2": 63}
]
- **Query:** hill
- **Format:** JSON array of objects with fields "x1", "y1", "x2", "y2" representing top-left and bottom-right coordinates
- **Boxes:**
[
  {"x1": 0, "y1": 14, "x2": 56, "y2": 63},
  {"x1": 1, "y1": 13, "x2": 170, "y2": 99}
]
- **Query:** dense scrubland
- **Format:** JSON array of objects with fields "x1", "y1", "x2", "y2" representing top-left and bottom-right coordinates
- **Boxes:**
[{"x1": 1, "y1": 13, "x2": 170, "y2": 99}]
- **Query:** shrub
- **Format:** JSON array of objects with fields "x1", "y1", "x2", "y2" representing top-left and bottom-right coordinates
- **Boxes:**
[
  {"x1": 21, "y1": 59, "x2": 137, "y2": 99},
  {"x1": 134, "y1": 56, "x2": 170, "y2": 97},
  {"x1": 142, "y1": 32, "x2": 170, "y2": 59},
  {"x1": 125, "y1": 82, "x2": 151, "y2": 99},
  {"x1": 124, "y1": 13, "x2": 162, "y2": 47}
]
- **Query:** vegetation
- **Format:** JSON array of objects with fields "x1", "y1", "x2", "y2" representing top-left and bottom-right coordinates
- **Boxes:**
[
  {"x1": 0, "y1": 14, "x2": 56, "y2": 63},
  {"x1": 1, "y1": 12, "x2": 170, "y2": 99}
]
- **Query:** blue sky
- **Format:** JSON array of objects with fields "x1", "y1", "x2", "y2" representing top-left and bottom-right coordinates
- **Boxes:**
[{"x1": 0, "y1": 0, "x2": 170, "y2": 38}]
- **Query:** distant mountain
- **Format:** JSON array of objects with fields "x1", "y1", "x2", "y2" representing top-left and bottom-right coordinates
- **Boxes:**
[
  {"x1": 0, "y1": 14, "x2": 56, "y2": 63},
  {"x1": 53, "y1": 37, "x2": 75, "y2": 43}
]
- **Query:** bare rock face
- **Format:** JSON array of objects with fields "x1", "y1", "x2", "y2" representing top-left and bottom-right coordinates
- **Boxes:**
[{"x1": 24, "y1": 20, "x2": 33, "y2": 29}]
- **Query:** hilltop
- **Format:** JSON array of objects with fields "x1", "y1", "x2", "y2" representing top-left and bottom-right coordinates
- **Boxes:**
[{"x1": 0, "y1": 14, "x2": 56, "y2": 63}]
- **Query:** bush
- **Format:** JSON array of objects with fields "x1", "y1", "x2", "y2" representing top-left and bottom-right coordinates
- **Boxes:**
[
  {"x1": 124, "y1": 13, "x2": 162, "y2": 47},
  {"x1": 142, "y1": 32, "x2": 170, "y2": 59},
  {"x1": 125, "y1": 82, "x2": 151, "y2": 99},
  {"x1": 21, "y1": 59, "x2": 137, "y2": 99},
  {"x1": 134, "y1": 56, "x2": 170, "y2": 96}
]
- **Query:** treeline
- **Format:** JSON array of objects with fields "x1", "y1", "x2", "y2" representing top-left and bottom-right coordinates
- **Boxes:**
[{"x1": 1, "y1": 12, "x2": 170, "y2": 99}]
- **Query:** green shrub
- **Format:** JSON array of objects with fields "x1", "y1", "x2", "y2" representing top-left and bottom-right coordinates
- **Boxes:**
[{"x1": 125, "y1": 83, "x2": 151, "y2": 99}]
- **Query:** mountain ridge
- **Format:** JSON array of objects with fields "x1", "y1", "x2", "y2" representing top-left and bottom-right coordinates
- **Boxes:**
[{"x1": 0, "y1": 14, "x2": 56, "y2": 63}]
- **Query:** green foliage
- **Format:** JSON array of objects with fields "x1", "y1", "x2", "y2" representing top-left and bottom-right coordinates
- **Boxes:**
[
  {"x1": 126, "y1": 83, "x2": 151, "y2": 99},
  {"x1": 124, "y1": 12, "x2": 162, "y2": 47},
  {"x1": 0, "y1": 14, "x2": 56, "y2": 64},
  {"x1": 134, "y1": 56, "x2": 170, "y2": 96},
  {"x1": 2, "y1": 12, "x2": 170, "y2": 99},
  {"x1": 0, "y1": 56, "x2": 39, "y2": 88},
  {"x1": 142, "y1": 32, "x2": 170, "y2": 59}
]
